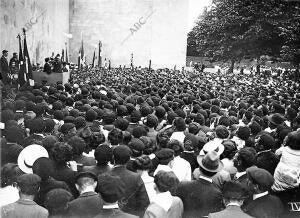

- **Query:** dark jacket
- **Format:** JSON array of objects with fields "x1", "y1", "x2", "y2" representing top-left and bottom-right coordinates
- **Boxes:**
[
  {"x1": 35, "y1": 177, "x2": 71, "y2": 206},
  {"x1": 244, "y1": 194, "x2": 284, "y2": 218},
  {"x1": 1, "y1": 55, "x2": 10, "y2": 83},
  {"x1": 256, "y1": 150, "x2": 279, "y2": 175},
  {"x1": 67, "y1": 191, "x2": 103, "y2": 218},
  {"x1": 208, "y1": 205, "x2": 253, "y2": 218},
  {"x1": 175, "y1": 178, "x2": 223, "y2": 218},
  {"x1": 81, "y1": 164, "x2": 112, "y2": 176},
  {"x1": 43, "y1": 62, "x2": 52, "y2": 74},
  {"x1": 74, "y1": 155, "x2": 96, "y2": 166},
  {"x1": 93, "y1": 208, "x2": 138, "y2": 218},
  {"x1": 52, "y1": 163, "x2": 78, "y2": 197},
  {"x1": 109, "y1": 165, "x2": 150, "y2": 217},
  {"x1": 180, "y1": 151, "x2": 198, "y2": 172}
]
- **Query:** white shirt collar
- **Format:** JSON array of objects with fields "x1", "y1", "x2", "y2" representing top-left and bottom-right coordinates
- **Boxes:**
[
  {"x1": 235, "y1": 171, "x2": 246, "y2": 179},
  {"x1": 199, "y1": 175, "x2": 213, "y2": 183},
  {"x1": 227, "y1": 202, "x2": 241, "y2": 207},
  {"x1": 103, "y1": 203, "x2": 119, "y2": 209},
  {"x1": 253, "y1": 191, "x2": 269, "y2": 200}
]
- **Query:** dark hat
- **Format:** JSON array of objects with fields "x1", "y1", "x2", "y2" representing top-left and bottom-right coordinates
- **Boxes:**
[
  {"x1": 86, "y1": 109, "x2": 97, "y2": 122},
  {"x1": 188, "y1": 122, "x2": 200, "y2": 134},
  {"x1": 184, "y1": 133, "x2": 198, "y2": 151},
  {"x1": 75, "y1": 172, "x2": 97, "y2": 183},
  {"x1": 74, "y1": 116, "x2": 86, "y2": 129},
  {"x1": 4, "y1": 126, "x2": 25, "y2": 144},
  {"x1": 44, "y1": 119, "x2": 55, "y2": 133},
  {"x1": 267, "y1": 113, "x2": 284, "y2": 126},
  {"x1": 130, "y1": 110, "x2": 141, "y2": 123},
  {"x1": 197, "y1": 151, "x2": 223, "y2": 173},
  {"x1": 222, "y1": 181, "x2": 248, "y2": 200},
  {"x1": 236, "y1": 126, "x2": 250, "y2": 140},
  {"x1": 145, "y1": 114, "x2": 158, "y2": 128},
  {"x1": 102, "y1": 110, "x2": 116, "y2": 124},
  {"x1": 28, "y1": 118, "x2": 46, "y2": 133},
  {"x1": 140, "y1": 105, "x2": 152, "y2": 117},
  {"x1": 114, "y1": 117, "x2": 129, "y2": 131},
  {"x1": 5, "y1": 143, "x2": 24, "y2": 163},
  {"x1": 2, "y1": 50, "x2": 8, "y2": 54},
  {"x1": 247, "y1": 167, "x2": 274, "y2": 190},
  {"x1": 128, "y1": 138, "x2": 145, "y2": 152},
  {"x1": 116, "y1": 105, "x2": 128, "y2": 117},
  {"x1": 155, "y1": 106, "x2": 166, "y2": 119},
  {"x1": 113, "y1": 145, "x2": 132, "y2": 164},
  {"x1": 156, "y1": 148, "x2": 174, "y2": 165}
]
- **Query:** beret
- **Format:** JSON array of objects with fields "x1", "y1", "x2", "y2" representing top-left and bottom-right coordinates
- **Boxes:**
[
  {"x1": 156, "y1": 148, "x2": 174, "y2": 165},
  {"x1": 247, "y1": 167, "x2": 274, "y2": 190},
  {"x1": 60, "y1": 123, "x2": 75, "y2": 134},
  {"x1": 128, "y1": 138, "x2": 145, "y2": 152}
]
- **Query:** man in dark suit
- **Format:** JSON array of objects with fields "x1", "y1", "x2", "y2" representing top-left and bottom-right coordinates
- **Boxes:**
[
  {"x1": 244, "y1": 167, "x2": 284, "y2": 218},
  {"x1": 43, "y1": 58, "x2": 52, "y2": 74},
  {"x1": 94, "y1": 174, "x2": 138, "y2": 218},
  {"x1": 208, "y1": 181, "x2": 253, "y2": 218},
  {"x1": 109, "y1": 145, "x2": 150, "y2": 217},
  {"x1": 176, "y1": 151, "x2": 223, "y2": 218},
  {"x1": 67, "y1": 172, "x2": 103, "y2": 218},
  {"x1": 0, "y1": 50, "x2": 11, "y2": 84}
]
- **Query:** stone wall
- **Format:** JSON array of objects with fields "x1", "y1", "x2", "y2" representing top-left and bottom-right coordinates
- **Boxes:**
[
  {"x1": 0, "y1": 0, "x2": 69, "y2": 65},
  {"x1": 69, "y1": 0, "x2": 189, "y2": 68}
]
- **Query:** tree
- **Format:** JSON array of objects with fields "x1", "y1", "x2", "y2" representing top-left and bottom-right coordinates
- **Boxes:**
[{"x1": 188, "y1": 0, "x2": 300, "y2": 72}]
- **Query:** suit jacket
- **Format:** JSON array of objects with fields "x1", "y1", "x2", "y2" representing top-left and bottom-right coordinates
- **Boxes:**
[
  {"x1": 35, "y1": 177, "x2": 71, "y2": 206},
  {"x1": 110, "y1": 165, "x2": 150, "y2": 217},
  {"x1": 175, "y1": 178, "x2": 223, "y2": 218},
  {"x1": 74, "y1": 155, "x2": 96, "y2": 166},
  {"x1": 43, "y1": 62, "x2": 52, "y2": 74},
  {"x1": 1, "y1": 56, "x2": 10, "y2": 83},
  {"x1": 93, "y1": 208, "x2": 138, "y2": 218},
  {"x1": 208, "y1": 205, "x2": 253, "y2": 218},
  {"x1": 67, "y1": 191, "x2": 103, "y2": 218},
  {"x1": 244, "y1": 194, "x2": 284, "y2": 218},
  {"x1": 1, "y1": 199, "x2": 48, "y2": 218},
  {"x1": 81, "y1": 164, "x2": 112, "y2": 176}
]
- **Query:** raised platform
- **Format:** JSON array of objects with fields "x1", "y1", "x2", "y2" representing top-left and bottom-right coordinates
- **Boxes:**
[{"x1": 32, "y1": 71, "x2": 70, "y2": 85}]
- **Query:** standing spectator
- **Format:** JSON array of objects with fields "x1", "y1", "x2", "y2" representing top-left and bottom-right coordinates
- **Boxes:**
[
  {"x1": 208, "y1": 181, "x2": 252, "y2": 218},
  {"x1": 176, "y1": 151, "x2": 223, "y2": 218},
  {"x1": 144, "y1": 171, "x2": 183, "y2": 218},
  {"x1": 1, "y1": 174, "x2": 48, "y2": 218},
  {"x1": 94, "y1": 174, "x2": 138, "y2": 218},
  {"x1": 245, "y1": 167, "x2": 284, "y2": 218},
  {"x1": 67, "y1": 172, "x2": 103, "y2": 218},
  {"x1": 0, "y1": 50, "x2": 10, "y2": 84},
  {"x1": 43, "y1": 58, "x2": 52, "y2": 75},
  {"x1": 110, "y1": 145, "x2": 150, "y2": 217},
  {"x1": 44, "y1": 188, "x2": 73, "y2": 218}
]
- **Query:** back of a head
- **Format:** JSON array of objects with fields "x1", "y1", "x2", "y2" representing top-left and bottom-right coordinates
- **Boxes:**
[
  {"x1": 94, "y1": 143, "x2": 113, "y2": 165},
  {"x1": 113, "y1": 145, "x2": 131, "y2": 165},
  {"x1": 154, "y1": 170, "x2": 179, "y2": 193},
  {"x1": 67, "y1": 136, "x2": 86, "y2": 156},
  {"x1": 98, "y1": 174, "x2": 125, "y2": 203},
  {"x1": 285, "y1": 131, "x2": 300, "y2": 150},
  {"x1": 108, "y1": 128, "x2": 123, "y2": 145},
  {"x1": 17, "y1": 173, "x2": 41, "y2": 195},
  {"x1": 1, "y1": 163, "x2": 24, "y2": 187},
  {"x1": 44, "y1": 188, "x2": 73, "y2": 215},
  {"x1": 32, "y1": 157, "x2": 55, "y2": 181}
]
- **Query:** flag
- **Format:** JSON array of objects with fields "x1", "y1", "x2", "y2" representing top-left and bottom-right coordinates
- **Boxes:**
[
  {"x1": 108, "y1": 60, "x2": 111, "y2": 70},
  {"x1": 65, "y1": 44, "x2": 68, "y2": 63},
  {"x1": 17, "y1": 34, "x2": 26, "y2": 87},
  {"x1": 23, "y1": 32, "x2": 33, "y2": 85},
  {"x1": 149, "y1": 59, "x2": 151, "y2": 70},
  {"x1": 78, "y1": 39, "x2": 85, "y2": 68},
  {"x1": 78, "y1": 50, "x2": 81, "y2": 68},
  {"x1": 61, "y1": 49, "x2": 64, "y2": 62},
  {"x1": 92, "y1": 49, "x2": 96, "y2": 68},
  {"x1": 98, "y1": 41, "x2": 102, "y2": 67},
  {"x1": 130, "y1": 53, "x2": 133, "y2": 69}
]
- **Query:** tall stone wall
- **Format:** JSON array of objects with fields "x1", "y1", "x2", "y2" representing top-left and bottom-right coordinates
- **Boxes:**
[
  {"x1": 0, "y1": 0, "x2": 69, "y2": 65},
  {"x1": 69, "y1": 0, "x2": 189, "y2": 68}
]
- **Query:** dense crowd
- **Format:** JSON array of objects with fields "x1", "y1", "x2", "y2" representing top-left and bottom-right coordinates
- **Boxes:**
[{"x1": 0, "y1": 59, "x2": 300, "y2": 218}]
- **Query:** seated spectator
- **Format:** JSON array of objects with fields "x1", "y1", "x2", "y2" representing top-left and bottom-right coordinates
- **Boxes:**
[
  {"x1": 1, "y1": 174, "x2": 48, "y2": 218},
  {"x1": 144, "y1": 171, "x2": 183, "y2": 218}
]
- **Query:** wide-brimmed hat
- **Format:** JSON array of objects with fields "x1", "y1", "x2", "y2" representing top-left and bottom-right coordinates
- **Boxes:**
[
  {"x1": 200, "y1": 140, "x2": 224, "y2": 156},
  {"x1": 18, "y1": 144, "x2": 49, "y2": 174},
  {"x1": 197, "y1": 151, "x2": 223, "y2": 173}
]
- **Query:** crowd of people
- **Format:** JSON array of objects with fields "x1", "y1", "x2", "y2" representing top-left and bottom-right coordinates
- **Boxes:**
[{"x1": 0, "y1": 52, "x2": 300, "y2": 218}]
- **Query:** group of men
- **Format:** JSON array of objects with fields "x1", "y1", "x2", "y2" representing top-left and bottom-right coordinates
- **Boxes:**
[{"x1": 0, "y1": 53, "x2": 300, "y2": 218}]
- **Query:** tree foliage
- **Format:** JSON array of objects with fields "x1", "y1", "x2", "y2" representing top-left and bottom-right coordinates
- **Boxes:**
[{"x1": 187, "y1": 0, "x2": 300, "y2": 67}]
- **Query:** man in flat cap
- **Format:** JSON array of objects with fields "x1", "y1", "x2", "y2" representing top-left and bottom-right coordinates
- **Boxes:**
[
  {"x1": 208, "y1": 181, "x2": 253, "y2": 218},
  {"x1": 0, "y1": 50, "x2": 11, "y2": 85},
  {"x1": 244, "y1": 167, "x2": 284, "y2": 218},
  {"x1": 67, "y1": 172, "x2": 103, "y2": 218}
]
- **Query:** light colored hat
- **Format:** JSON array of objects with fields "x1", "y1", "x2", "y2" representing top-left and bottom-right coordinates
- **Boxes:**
[
  {"x1": 18, "y1": 144, "x2": 49, "y2": 174},
  {"x1": 200, "y1": 139, "x2": 225, "y2": 156}
]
